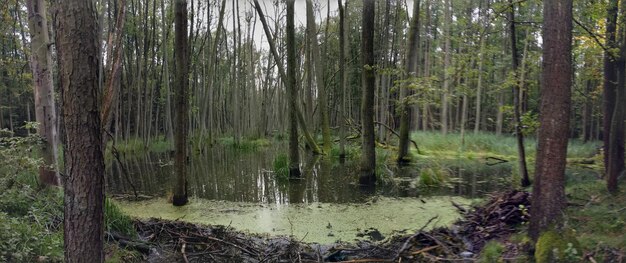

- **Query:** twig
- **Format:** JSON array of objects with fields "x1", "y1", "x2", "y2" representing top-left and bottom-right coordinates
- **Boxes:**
[
  {"x1": 180, "y1": 238, "x2": 189, "y2": 263},
  {"x1": 394, "y1": 216, "x2": 439, "y2": 260}
]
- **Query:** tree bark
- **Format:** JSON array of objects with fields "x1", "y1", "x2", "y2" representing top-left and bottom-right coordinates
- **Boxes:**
[
  {"x1": 26, "y1": 0, "x2": 60, "y2": 186},
  {"x1": 172, "y1": 0, "x2": 189, "y2": 206},
  {"x1": 529, "y1": 0, "x2": 572, "y2": 241},
  {"x1": 360, "y1": 0, "x2": 376, "y2": 184},
  {"x1": 54, "y1": 0, "x2": 105, "y2": 260},
  {"x1": 398, "y1": 0, "x2": 420, "y2": 164}
]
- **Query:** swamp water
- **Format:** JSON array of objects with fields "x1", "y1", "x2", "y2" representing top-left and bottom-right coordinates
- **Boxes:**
[{"x1": 106, "y1": 143, "x2": 513, "y2": 243}]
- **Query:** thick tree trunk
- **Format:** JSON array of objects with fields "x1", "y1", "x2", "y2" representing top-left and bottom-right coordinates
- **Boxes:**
[
  {"x1": 529, "y1": 0, "x2": 572, "y2": 241},
  {"x1": 398, "y1": 0, "x2": 420, "y2": 164},
  {"x1": 604, "y1": 0, "x2": 619, "y2": 177},
  {"x1": 26, "y1": 0, "x2": 60, "y2": 186},
  {"x1": 54, "y1": 0, "x2": 105, "y2": 260},
  {"x1": 360, "y1": 0, "x2": 376, "y2": 184},
  {"x1": 172, "y1": 0, "x2": 189, "y2": 206}
]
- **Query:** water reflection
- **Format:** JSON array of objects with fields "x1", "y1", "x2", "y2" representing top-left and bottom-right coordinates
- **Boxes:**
[{"x1": 105, "y1": 143, "x2": 516, "y2": 204}]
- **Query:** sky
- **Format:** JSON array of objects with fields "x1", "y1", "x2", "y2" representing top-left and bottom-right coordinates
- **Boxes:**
[{"x1": 206, "y1": 0, "x2": 415, "y2": 50}]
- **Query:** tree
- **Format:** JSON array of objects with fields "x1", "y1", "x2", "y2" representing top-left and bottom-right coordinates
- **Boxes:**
[
  {"x1": 172, "y1": 0, "x2": 189, "y2": 206},
  {"x1": 508, "y1": 0, "x2": 530, "y2": 187},
  {"x1": 286, "y1": 0, "x2": 300, "y2": 176},
  {"x1": 338, "y1": 0, "x2": 347, "y2": 160},
  {"x1": 529, "y1": 0, "x2": 572, "y2": 241},
  {"x1": 440, "y1": 0, "x2": 451, "y2": 135},
  {"x1": 101, "y1": 0, "x2": 127, "y2": 147},
  {"x1": 397, "y1": 0, "x2": 420, "y2": 164},
  {"x1": 360, "y1": 0, "x2": 376, "y2": 184},
  {"x1": 306, "y1": 0, "x2": 331, "y2": 154},
  {"x1": 26, "y1": 0, "x2": 60, "y2": 186},
  {"x1": 253, "y1": 0, "x2": 322, "y2": 157},
  {"x1": 607, "y1": 0, "x2": 626, "y2": 194},
  {"x1": 54, "y1": 0, "x2": 105, "y2": 260}
]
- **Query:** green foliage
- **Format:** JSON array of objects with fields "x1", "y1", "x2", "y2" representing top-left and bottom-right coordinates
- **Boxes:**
[
  {"x1": 520, "y1": 111, "x2": 539, "y2": 136},
  {"x1": 110, "y1": 136, "x2": 172, "y2": 155},
  {"x1": 218, "y1": 137, "x2": 271, "y2": 151},
  {"x1": 535, "y1": 230, "x2": 581, "y2": 263},
  {"x1": 0, "y1": 136, "x2": 64, "y2": 262},
  {"x1": 273, "y1": 154, "x2": 289, "y2": 180},
  {"x1": 0, "y1": 212, "x2": 64, "y2": 262},
  {"x1": 105, "y1": 199, "x2": 137, "y2": 237},
  {"x1": 477, "y1": 240, "x2": 505, "y2": 263},
  {"x1": 418, "y1": 166, "x2": 450, "y2": 187}
]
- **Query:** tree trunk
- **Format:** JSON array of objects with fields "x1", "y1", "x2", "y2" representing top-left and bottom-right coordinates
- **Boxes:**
[
  {"x1": 172, "y1": 0, "x2": 189, "y2": 206},
  {"x1": 101, "y1": 0, "x2": 127, "y2": 147},
  {"x1": 286, "y1": 0, "x2": 301, "y2": 176},
  {"x1": 607, "y1": 0, "x2": 626, "y2": 193},
  {"x1": 360, "y1": 0, "x2": 376, "y2": 184},
  {"x1": 26, "y1": 0, "x2": 60, "y2": 186},
  {"x1": 441, "y1": 0, "x2": 451, "y2": 134},
  {"x1": 338, "y1": 0, "x2": 347, "y2": 160},
  {"x1": 508, "y1": 0, "x2": 530, "y2": 187},
  {"x1": 398, "y1": 0, "x2": 419, "y2": 164},
  {"x1": 529, "y1": 0, "x2": 572, "y2": 241},
  {"x1": 306, "y1": 0, "x2": 332, "y2": 154},
  {"x1": 54, "y1": 0, "x2": 105, "y2": 260},
  {"x1": 604, "y1": 0, "x2": 619, "y2": 177}
]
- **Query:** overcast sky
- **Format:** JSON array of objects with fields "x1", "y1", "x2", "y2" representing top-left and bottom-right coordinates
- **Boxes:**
[{"x1": 209, "y1": 0, "x2": 415, "y2": 50}]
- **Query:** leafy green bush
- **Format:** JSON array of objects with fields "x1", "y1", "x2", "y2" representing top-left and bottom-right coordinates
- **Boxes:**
[{"x1": 0, "y1": 212, "x2": 64, "y2": 262}]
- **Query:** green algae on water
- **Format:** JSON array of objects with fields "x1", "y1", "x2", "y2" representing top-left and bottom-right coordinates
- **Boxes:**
[{"x1": 117, "y1": 196, "x2": 471, "y2": 244}]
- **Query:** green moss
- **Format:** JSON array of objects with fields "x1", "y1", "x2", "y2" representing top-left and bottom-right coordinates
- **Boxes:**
[
  {"x1": 477, "y1": 240, "x2": 505, "y2": 263},
  {"x1": 535, "y1": 230, "x2": 582, "y2": 263}
]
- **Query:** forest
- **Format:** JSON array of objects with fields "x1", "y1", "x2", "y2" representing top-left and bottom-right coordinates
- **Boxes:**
[{"x1": 0, "y1": 0, "x2": 625, "y2": 262}]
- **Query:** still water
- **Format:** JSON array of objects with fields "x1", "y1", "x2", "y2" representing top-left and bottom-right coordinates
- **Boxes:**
[{"x1": 107, "y1": 142, "x2": 513, "y2": 243}]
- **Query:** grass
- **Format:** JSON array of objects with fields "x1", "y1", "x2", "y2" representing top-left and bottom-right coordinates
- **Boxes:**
[
  {"x1": 273, "y1": 153, "x2": 289, "y2": 180},
  {"x1": 410, "y1": 131, "x2": 600, "y2": 161}
]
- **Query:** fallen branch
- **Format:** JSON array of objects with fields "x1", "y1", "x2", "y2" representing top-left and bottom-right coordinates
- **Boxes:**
[{"x1": 374, "y1": 121, "x2": 422, "y2": 154}]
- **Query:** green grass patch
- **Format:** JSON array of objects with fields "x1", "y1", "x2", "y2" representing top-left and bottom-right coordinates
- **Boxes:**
[
  {"x1": 217, "y1": 137, "x2": 271, "y2": 151},
  {"x1": 273, "y1": 154, "x2": 289, "y2": 181}
]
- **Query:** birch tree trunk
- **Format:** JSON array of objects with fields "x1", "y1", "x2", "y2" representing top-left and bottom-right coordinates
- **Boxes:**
[{"x1": 26, "y1": 0, "x2": 60, "y2": 186}]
